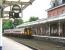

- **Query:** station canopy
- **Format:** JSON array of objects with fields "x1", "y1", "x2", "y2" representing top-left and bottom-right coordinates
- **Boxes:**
[{"x1": 3, "y1": 0, "x2": 35, "y2": 17}]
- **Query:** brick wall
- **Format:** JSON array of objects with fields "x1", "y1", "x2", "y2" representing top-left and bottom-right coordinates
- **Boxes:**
[{"x1": 48, "y1": 5, "x2": 65, "y2": 17}]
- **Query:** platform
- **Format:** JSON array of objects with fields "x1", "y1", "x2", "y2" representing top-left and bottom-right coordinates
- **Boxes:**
[{"x1": 3, "y1": 37, "x2": 32, "y2": 50}]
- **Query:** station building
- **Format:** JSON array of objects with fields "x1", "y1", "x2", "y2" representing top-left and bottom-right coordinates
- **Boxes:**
[{"x1": 16, "y1": 0, "x2": 65, "y2": 38}]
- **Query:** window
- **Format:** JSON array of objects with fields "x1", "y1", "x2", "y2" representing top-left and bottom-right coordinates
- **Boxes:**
[
  {"x1": 51, "y1": 2, "x2": 55, "y2": 8},
  {"x1": 53, "y1": 3, "x2": 56, "y2": 7},
  {"x1": 62, "y1": 0, "x2": 65, "y2": 4},
  {"x1": 58, "y1": 0, "x2": 62, "y2": 5}
]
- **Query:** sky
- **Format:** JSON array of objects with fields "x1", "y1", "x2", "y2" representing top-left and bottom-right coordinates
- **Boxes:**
[
  {"x1": 4, "y1": 0, "x2": 51, "y2": 21},
  {"x1": 22, "y1": 0, "x2": 51, "y2": 21}
]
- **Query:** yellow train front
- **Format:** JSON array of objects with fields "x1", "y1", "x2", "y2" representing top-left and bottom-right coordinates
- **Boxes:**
[
  {"x1": 4, "y1": 28, "x2": 33, "y2": 38},
  {"x1": 24, "y1": 28, "x2": 32, "y2": 38}
]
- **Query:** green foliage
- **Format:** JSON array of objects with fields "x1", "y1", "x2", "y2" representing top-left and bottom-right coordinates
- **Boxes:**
[
  {"x1": 3, "y1": 19, "x2": 13, "y2": 30},
  {"x1": 14, "y1": 18, "x2": 23, "y2": 26},
  {"x1": 3, "y1": 18, "x2": 23, "y2": 30},
  {"x1": 29, "y1": 16, "x2": 39, "y2": 22}
]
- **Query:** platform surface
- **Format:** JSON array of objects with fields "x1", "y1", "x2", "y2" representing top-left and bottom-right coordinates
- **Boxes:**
[{"x1": 3, "y1": 37, "x2": 32, "y2": 50}]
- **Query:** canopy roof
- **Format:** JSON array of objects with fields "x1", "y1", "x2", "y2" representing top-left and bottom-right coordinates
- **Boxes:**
[
  {"x1": 2, "y1": 0, "x2": 35, "y2": 17},
  {"x1": 16, "y1": 13, "x2": 65, "y2": 28},
  {"x1": 3, "y1": 0, "x2": 34, "y2": 9}
]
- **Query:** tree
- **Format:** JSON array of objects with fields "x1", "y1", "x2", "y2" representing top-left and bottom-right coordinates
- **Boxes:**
[
  {"x1": 14, "y1": 18, "x2": 23, "y2": 26},
  {"x1": 3, "y1": 19, "x2": 13, "y2": 30},
  {"x1": 29, "y1": 16, "x2": 39, "y2": 22}
]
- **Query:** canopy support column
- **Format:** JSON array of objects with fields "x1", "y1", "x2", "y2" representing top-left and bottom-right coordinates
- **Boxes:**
[
  {"x1": 49, "y1": 24, "x2": 51, "y2": 36},
  {"x1": 58, "y1": 21, "x2": 61, "y2": 36}
]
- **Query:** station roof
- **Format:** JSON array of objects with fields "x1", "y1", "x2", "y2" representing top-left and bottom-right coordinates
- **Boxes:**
[
  {"x1": 16, "y1": 13, "x2": 65, "y2": 28},
  {"x1": 3, "y1": 0, "x2": 35, "y2": 14}
]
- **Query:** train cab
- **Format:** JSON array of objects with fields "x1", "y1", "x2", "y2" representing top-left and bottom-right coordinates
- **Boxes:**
[{"x1": 24, "y1": 28, "x2": 32, "y2": 36}]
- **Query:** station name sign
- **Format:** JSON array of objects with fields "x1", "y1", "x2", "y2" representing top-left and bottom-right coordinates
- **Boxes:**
[{"x1": 12, "y1": 4, "x2": 21, "y2": 13}]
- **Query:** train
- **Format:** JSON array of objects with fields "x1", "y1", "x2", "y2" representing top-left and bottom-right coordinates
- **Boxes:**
[{"x1": 4, "y1": 28, "x2": 33, "y2": 38}]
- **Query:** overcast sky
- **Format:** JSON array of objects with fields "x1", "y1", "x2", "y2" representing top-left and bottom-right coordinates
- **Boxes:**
[{"x1": 22, "y1": 0, "x2": 51, "y2": 21}]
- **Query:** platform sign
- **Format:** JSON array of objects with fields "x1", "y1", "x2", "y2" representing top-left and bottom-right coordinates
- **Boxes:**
[
  {"x1": 12, "y1": 4, "x2": 21, "y2": 13},
  {"x1": 0, "y1": 18, "x2": 2, "y2": 50}
]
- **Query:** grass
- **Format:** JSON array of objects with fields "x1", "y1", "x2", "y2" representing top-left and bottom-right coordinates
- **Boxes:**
[{"x1": 7, "y1": 36, "x2": 65, "y2": 50}]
